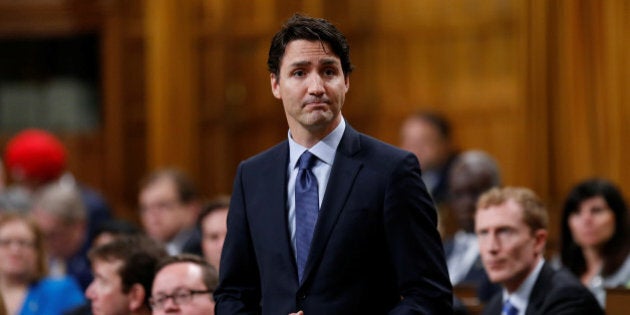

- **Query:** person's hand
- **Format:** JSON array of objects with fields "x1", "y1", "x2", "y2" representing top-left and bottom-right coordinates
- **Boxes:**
[{"x1": 289, "y1": 311, "x2": 304, "y2": 315}]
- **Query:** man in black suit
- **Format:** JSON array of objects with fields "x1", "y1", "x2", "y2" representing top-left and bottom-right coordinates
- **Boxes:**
[
  {"x1": 475, "y1": 187, "x2": 603, "y2": 315},
  {"x1": 214, "y1": 14, "x2": 452, "y2": 314}
]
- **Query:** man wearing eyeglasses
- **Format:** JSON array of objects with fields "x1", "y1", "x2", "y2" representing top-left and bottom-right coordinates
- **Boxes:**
[{"x1": 150, "y1": 254, "x2": 218, "y2": 315}]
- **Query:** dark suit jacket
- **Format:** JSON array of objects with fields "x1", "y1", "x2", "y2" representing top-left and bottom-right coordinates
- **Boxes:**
[
  {"x1": 482, "y1": 262, "x2": 604, "y2": 315},
  {"x1": 215, "y1": 125, "x2": 452, "y2": 314}
]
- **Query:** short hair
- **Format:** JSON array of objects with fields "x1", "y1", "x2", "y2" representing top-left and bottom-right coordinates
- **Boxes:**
[
  {"x1": 197, "y1": 195, "x2": 230, "y2": 228},
  {"x1": 139, "y1": 168, "x2": 198, "y2": 204},
  {"x1": 0, "y1": 213, "x2": 48, "y2": 281},
  {"x1": 88, "y1": 235, "x2": 167, "y2": 307},
  {"x1": 476, "y1": 186, "x2": 548, "y2": 233},
  {"x1": 451, "y1": 150, "x2": 502, "y2": 187},
  {"x1": 93, "y1": 219, "x2": 141, "y2": 239},
  {"x1": 33, "y1": 182, "x2": 86, "y2": 224},
  {"x1": 408, "y1": 111, "x2": 451, "y2": 140},
  {"x1": 560, "y1": 178, "x2": 630, "y2": 277},
  {"x1": 155, "y1": 254, "x2": 218, "y2": 293},
  {"x1": 267, "y1": 14, "x2": 354, "y2": 78}
]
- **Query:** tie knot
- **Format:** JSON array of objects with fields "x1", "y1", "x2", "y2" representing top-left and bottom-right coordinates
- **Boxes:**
[
  {"x1": 297, "y1": 151, "x2": 318, "y2": 170},
  {"x1": 502, "y1": 299, "x2": 518, "y2": 315}
]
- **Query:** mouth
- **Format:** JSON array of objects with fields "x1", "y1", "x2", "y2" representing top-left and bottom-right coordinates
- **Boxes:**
[{"x1": 303, "y1": 99, "x2": 330, "y2": 108}]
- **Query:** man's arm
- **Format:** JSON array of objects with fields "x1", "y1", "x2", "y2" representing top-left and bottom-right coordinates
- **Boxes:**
[
  {"x1": 384, "y1": 153, "x2": 453, "y2": 314},
  {"x1": 214, "y1": 163, "x2": 261, "y2": 314}
]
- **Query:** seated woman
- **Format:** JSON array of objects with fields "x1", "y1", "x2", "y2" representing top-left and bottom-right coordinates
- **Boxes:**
[
  {"x1": 0, "y1": 213, "x2": 85, "y2": 315},
  {"x1": 560, "y1": 178, "x2": 630, "y2": 307}
]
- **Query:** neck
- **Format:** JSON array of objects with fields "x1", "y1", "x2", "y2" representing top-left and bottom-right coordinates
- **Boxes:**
[
  {"x1": 1, "y1": 274, "x2": 30, "y2": 289},
  {"x1": 581, "y1": 246, "x2": 603, "y2": 283},
  {"x1": 289, "y1": 116, "x2": 341, "y2": 148}
]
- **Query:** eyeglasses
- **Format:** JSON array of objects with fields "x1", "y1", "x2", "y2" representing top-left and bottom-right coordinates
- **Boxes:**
[
  {"x1": 149, "y1": 289, "x2": 213, "y2": 310},
  {"x1": 0, "y1": 238, "x2": 35, "y2": 249}
]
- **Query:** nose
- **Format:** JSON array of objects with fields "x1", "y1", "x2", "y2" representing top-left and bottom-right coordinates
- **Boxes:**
[
  {"x1": 307, "y1": 74, "x2": 324, "y2": 96},
  {"x1": 162, "y1": 297, "x2": 180, "y2": 312},
  {"x1": 85, "y1": 282, "x2": 96, "y2": 300}
]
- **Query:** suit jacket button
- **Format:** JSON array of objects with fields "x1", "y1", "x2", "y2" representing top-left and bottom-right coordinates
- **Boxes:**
[{"x1": 299, "y1": 293, "x2": 306, "y2": 300}]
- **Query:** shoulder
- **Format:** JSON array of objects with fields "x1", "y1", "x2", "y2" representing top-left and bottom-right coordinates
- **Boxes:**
[
  {"x1": 239, "y1": 141, "x2": 288, "y2": 168},
  {"x1": 604, "y1": 253, "x2": 630, "y2": 286},
  {"x1": 31, "y1": 276, "x2": 84, "y2": 294},
  {"x1": 531, "y1": 265, "x2": 603, "y2": 314}
]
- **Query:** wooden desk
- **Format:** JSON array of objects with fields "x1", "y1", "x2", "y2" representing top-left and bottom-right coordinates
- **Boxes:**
[
  {"x1": 454, "y1": 286, "x2": 484, "y2": 315},
  {"x1": 606, "y1": 287, "x2": 630, "y2": 315}
]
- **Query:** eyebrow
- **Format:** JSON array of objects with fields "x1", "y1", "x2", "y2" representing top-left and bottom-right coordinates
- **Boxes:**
[{"x1": 289, "y1": 58, "x2": 340, "y2": 69}]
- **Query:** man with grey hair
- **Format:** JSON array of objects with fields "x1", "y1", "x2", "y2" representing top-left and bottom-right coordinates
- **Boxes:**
[
  {"x1": 445, "y1": 150, "x2": 501, "y2": 301},
  {"x1": 31, "y1": 182, "x2": 92, "y2": 289}
]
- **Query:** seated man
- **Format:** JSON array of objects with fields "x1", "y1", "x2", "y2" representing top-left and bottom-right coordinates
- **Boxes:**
[
  {"x1": 197, "y1": 195, "x2": 230, "y2": 272},
  {"x1": 85, "y1": 235, "x2": 167, "y2": 315},
  {"x1": 138, "y1": 169, "x2": 202, "y2": 256},
  {"x1": 150, "y1": 254, "x2": 217, "y2": 315},
  {"x1": 445, "y1": 150, "x2": 500, "y2": 301},
  {"x1": 475, "y1": 187, "x2": 603, "y2": 315}
]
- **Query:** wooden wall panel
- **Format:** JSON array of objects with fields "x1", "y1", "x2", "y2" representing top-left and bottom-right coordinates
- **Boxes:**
[{"x1": 1, "y1": 0, "x2": 627, "y2": 240}]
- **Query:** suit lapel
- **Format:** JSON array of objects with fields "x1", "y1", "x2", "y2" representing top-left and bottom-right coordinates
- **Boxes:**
[
  {"x1": 525, "y1": 262, "x2": 552, "y2": 315},
  {"x1": 301, "y1": 125, "x2": 362, "y2": 286},
  {"x1": 258, "y1": 143, "x2": 297, "y2": 271}
]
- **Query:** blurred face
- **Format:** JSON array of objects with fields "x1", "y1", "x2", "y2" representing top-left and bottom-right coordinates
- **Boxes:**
[
  {"x1": 400, "y1": 118, "x2": 449, "y2": 171},
  {"x1": 86, "y1": 259, "x2": 130, "y2": 315},
  {"x1": 475, "y1": 199, "x2": 547, "y2": 292},
  {"x1": 271, "y1": 40, "x2": 348, "y2": 139},
  {"x1": 201, "y1": 208, "x2": 228, "y2": 271},
  {"x1": 139, "y1": 178, "x2": 191, "y2": 243},
  {"x1": 0, "y1": 220, "x2": 37, "y2": 279},
  {"x1": 151, "y1": 263, "x2": 214, "y2": 315},
  {"x1": 448, "y1": 168, "x2": 494, "y2": 233},
  {"x1": 568, "y1": 196, "x2": 616, "y2": 249},
  {"x1": 31, "y1": 209, "x2": 85, "y2": 259}
]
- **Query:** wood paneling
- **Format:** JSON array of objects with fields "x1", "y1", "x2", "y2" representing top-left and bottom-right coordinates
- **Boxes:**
[{"x1": 1, "y1": 0, "x2": 627, "y2": 238}]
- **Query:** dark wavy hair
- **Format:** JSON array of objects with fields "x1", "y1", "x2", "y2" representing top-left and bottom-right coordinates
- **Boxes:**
[
  {"x1": 560, "y1": 178, "x2": 630, "y2": 277},
  {"x1": 267, "y1": 13, "x2": 354, "y2": 78},
  {"x1": 89, "y1": 235, "x2": 167, "y2": 307}
]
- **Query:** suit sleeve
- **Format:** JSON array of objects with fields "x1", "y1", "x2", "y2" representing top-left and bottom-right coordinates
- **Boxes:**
[
  {"x1": 214, "y1": 163, "x2": 261, "y2": 314},
  {"x1": 384, "y1": 153, "x2": 453, "y2": 314}
]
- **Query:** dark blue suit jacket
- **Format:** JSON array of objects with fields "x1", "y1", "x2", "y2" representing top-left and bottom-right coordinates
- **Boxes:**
[
  {"x1": 215, "y1": 125, "x2": 452, "y2": 314},
  {"x1": 482, "y1": 262, "x2": 603, "y2": 315}
]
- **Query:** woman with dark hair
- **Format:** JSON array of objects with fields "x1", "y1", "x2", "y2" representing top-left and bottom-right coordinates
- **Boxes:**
[{"x1": 560, "y1": 178, "x2": 630, "y2": 307}]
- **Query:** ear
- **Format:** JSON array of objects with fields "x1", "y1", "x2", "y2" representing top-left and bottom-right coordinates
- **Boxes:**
[
  {"x1": 270, "y1": 73, "x2": 281, "y2": 99},
  {"x1": 344, "y1": 75, "x2": 350, "y2": 92},
  {"x1": 127, "y1": 283, "x2": 147, "y2": 311},
  {"x1": 533, "y1": 229, "x2": 548, "y2": 256}
]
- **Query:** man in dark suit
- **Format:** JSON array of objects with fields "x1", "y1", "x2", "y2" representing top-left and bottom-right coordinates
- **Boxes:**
[
  {"x1": 214, "y1": 14, "x2": 452, "y2": 314},
  {"x1": 475, "y1": 187, "x2": 603, "y2": 315}
]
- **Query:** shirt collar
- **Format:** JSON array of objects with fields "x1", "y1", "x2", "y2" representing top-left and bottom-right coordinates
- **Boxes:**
[
  {"x1": 503, "y1": 258, "x2": 545, "y2": 313},
  {"x1": 288, "y1": 117, "x2": 346, "y2": 169}
]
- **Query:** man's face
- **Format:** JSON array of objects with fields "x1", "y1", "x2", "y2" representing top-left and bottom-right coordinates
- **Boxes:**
[
  {"x1": 400, "y1": 118, "x2": 448, "y2": 171},
  {"x1": 139, "y1": 178, "x2": 190, "y2": 243},
  {"x1": 448, "y1": 167, "x2": 494, "y2": 233},
  {"x1": 31, "y1": 209, "x2": 84, "y2": 259},
  {"x1": 475, "y1": 199, "x2": 546, "y2": 292},
  {"x1": 151, "y1": 262, "x2": 215, "y2": 315},
  {"x1": 201, "y1": 207, "x2": 228, "y2": 271},
  {"x1": 86, "y1": 259, "x2": 131, "y2": 315},
  {"x1": 271, "y1": 39, "x2": 348, "y2": 137}
]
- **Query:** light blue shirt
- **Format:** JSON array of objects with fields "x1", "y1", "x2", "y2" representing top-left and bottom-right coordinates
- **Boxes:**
[
  {"x1": 502, "y1": 258, "x2": 545, "y2": 315},
  {"x1": 287, "y1": 118, "x2": 346, "y2": 254}
]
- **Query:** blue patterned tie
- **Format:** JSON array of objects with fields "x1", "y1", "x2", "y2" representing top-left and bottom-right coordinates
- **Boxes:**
[
  {"x1": 502, "y1": 299, "x2": 518, "y2": 315},
  {"x1": 295, "y1": 151, "x2": 319, "y2": 282}
]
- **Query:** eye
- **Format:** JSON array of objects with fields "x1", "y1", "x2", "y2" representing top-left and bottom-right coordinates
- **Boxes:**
[
  {"x1": 323, "y1": 68, "x2": 337, "y2": 76},
  {"x1": 292, "y1": 69, "x2": 305, "y2": 77}
]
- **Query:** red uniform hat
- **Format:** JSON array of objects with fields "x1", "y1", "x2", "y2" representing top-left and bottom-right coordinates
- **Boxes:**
[{"x1": 4, "y1": 129, "x2": 67, "y2": 183}]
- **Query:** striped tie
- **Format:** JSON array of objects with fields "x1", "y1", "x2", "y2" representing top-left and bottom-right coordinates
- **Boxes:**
[{"x1": 502, "y1": 299, "x2": 518, "y2": 315}]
